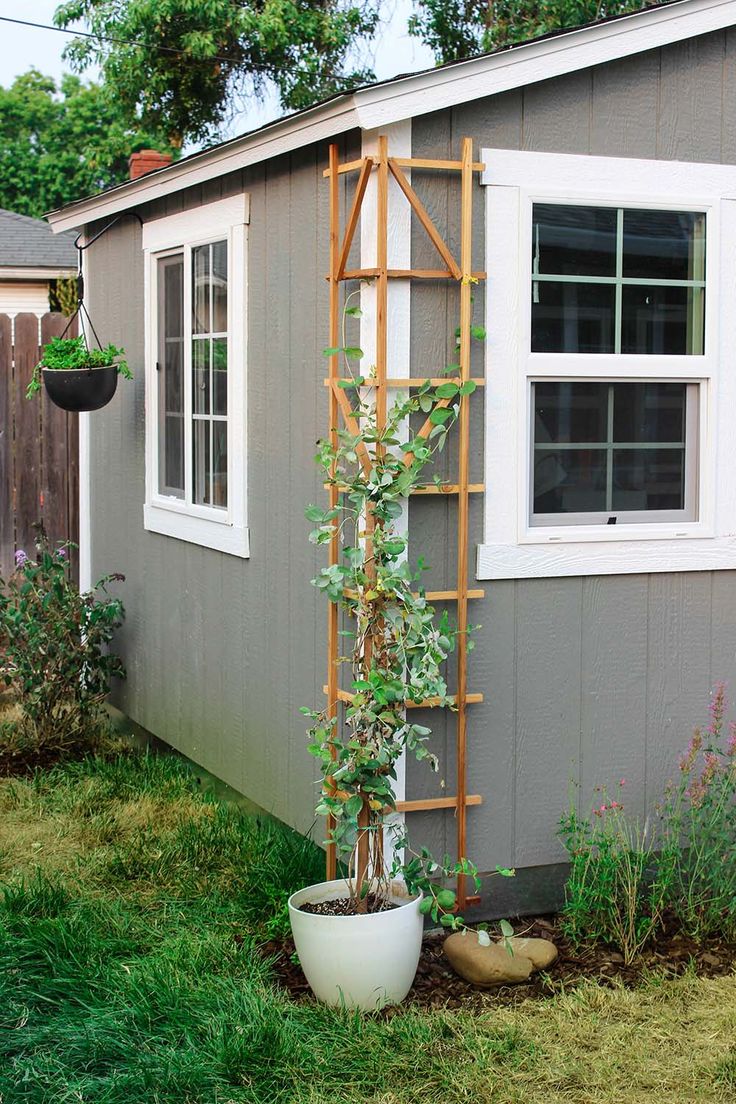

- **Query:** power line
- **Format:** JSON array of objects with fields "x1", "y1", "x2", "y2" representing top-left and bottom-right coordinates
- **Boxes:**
[{"x1": 0, "y1": 14, "x2": 359, "y2": 83}]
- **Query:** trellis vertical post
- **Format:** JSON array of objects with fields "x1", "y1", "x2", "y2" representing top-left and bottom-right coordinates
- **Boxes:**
[{"x1": 326, "y1": 143, "x2": 340, "y2": 880}]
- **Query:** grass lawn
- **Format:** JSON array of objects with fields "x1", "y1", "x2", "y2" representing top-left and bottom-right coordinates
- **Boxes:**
[{"x1": 1, "y1": 752, "x2": 735, "y2": 1103}]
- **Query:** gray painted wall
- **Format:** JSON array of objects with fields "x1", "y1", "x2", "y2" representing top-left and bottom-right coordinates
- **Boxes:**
[
  {"x1": 84, "y1": 29, "x2": 736, "y2": 911},
  {"x1": 406, "y1": 28, "x2": 736, "y2": 889}
]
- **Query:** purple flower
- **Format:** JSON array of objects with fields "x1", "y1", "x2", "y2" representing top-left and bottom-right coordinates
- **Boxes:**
[
  {"x1": 57, "y1": 548, "x2": 67, "y2": 559},
  {"x1": 14, "y1": 549, "x2": 27, "y2": 568}
]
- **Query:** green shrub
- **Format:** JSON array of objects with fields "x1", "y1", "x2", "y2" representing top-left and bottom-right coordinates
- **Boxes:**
[
  {"x1": 558, "y1": 786, "x2": 667, "y2": 964},
  {"x1": 0, "y1": 527, "x2": 126, "y2": 767}
]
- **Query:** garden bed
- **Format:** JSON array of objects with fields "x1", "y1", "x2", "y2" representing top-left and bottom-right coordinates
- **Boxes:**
[{"x1": 263, "y1": 914, "x2": 736, "y2": 1011}]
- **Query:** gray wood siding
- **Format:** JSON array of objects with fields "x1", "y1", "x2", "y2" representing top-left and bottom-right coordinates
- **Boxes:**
[
  {"x1": 407, "y1": 28, "x2": 736, "y2": 878},
  {"x1": 86, "y1": 136, "x2": 359, "y2": 833},
  {"x1": 84, "y1": 29, "x2": 736, "y2": 903}
]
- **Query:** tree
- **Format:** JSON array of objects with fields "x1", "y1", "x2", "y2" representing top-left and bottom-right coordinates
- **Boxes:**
[
  {"x1": 408, "y1": 1, "x2": 667, "y2": 64},
  {"x1": 54, "y1": 0, "x2": 381, "y2": 148},
  {"x1": 0, "y1": 70, "x2": 178, "y2": 219}
]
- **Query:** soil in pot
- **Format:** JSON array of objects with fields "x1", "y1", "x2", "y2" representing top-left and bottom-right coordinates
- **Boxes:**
[{"x1": 298, "y1": 895, "x2": 398, "y2": 916}]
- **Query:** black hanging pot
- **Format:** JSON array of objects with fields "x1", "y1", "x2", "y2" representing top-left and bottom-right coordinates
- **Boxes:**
[{"x1": 42, "y1": 364, "x2": 119, "y2": 413}]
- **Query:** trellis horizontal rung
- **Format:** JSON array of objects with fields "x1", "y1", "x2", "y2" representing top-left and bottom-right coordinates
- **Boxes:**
[
  {"x1": 411, "y1": 483, "x2": 484, "y2": 495},
  {"x1": 396, "y1": 794, "x2": 483, "y2": 813},
  {"x1": 322, "y1": 378, "x2": 486, "y2": 388},
  {"x1": 323, "y1": 686, "x2": 484, "y2": 708},
  {"x1": 343, "y1": 587, "x2": 485, "y2": 601},
  {"x1": 322, "y1": 157, "x2": 485, "y2": 177},
  {"x1": 337, "y1": 268, "x2": 486, "y2": 281},
  {"x1": 322, "y1": 481, "x2": 485, "y2": 494}
]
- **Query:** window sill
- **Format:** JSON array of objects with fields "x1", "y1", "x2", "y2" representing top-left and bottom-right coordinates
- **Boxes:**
[
  {"x1": 477, "y1": 536, "x2": 736, "y2": 580},
  {"x1": 144, "y1": 503, "x2": 250, "y2": 558}
]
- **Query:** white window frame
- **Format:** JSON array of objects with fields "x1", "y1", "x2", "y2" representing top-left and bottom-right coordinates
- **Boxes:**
[
  {"x1": 142, "y1": 195, "x2": 250, "y2": 557},
  {"x1": 479, "y1": 148, "x2": 736, "y2": 580}
]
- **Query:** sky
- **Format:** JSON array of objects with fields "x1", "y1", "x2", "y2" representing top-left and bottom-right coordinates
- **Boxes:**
[{"x1": 0, "y1": 1, "x2": 436, "y2": 140}]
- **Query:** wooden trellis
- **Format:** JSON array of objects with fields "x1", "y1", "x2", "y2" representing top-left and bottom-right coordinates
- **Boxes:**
[{"x1": 324, "y1": 136, "x2": 485, "y2": 909}]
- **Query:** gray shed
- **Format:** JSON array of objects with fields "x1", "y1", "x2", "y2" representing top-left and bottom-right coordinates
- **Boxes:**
[{"x1": 47, "y1": 0, "x2": 736, "y2": 914}]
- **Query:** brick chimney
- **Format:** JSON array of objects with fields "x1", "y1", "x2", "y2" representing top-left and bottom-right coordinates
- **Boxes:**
[{"x1": 129, "y1": 149, "x2": 173, "y2": 180}]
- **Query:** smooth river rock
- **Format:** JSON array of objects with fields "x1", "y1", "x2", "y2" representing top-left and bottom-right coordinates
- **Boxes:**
[
  {"x1": 443, "y1": 932, "x2": 534, "y2": 987},
  {"x1": 505, "y1": 937, "x2": 559, "y2": 972}
]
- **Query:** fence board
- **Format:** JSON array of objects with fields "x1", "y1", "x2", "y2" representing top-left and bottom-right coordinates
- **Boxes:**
[
  {"x1": 0, "y1": 312, "x2": 79, "y2": 580},
  {"x1": 0, "y1": 316, "x2": 12, "y2": 575},
  {"x1": 13, "y1": 314, "x2": 41, "y2": 558}
]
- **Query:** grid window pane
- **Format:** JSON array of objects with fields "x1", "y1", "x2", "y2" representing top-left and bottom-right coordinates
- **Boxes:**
[
  {"x1": 192, "y1": 338, "x2": 210, "y2": 414},
  {"x1": 193, "y1": 244, "x2": 210, "y2": 334},
  {"x1": 612, "y1": 382, "x2": 685, "y2": 443},
  {"x1": 213, "y1": 337, "x2": 227, "y2": 416},
  {"x1": 193, "y1": 420, "x2": 211, "y2": 506},
  {"x1": 157, "y1": 254, "x2": 184, "y2": 497},
  {"x1": 622, "y1": 210, "x2": 705, "y2": 281},
  {"x1": 535, "y1": 381, "x2": 608, "y2": 443},
  {"x1": 621, "y1": 284, "x2": 705, "y2": 355},
  {"x1": 532, "y1": 381, "x2": 694, "y2": 521},
  {"x1": 533, "y1": 204, "x2": 617, "y2": 276},
  {"x1": 531, "y1": 281, "x2": 615, "y2": 353},
  {"x1": 612, "y1": 448, "x2": 685, "y2": 511},
  {"x1": 213, "y1": 421, "x2": 228, "y2": 507},
  {"x1": 531, "y1": 204, "x2": 706, "y2": 356},
  {"x1": 534, "y1": 448, "x2": 607, "y2": 513}
]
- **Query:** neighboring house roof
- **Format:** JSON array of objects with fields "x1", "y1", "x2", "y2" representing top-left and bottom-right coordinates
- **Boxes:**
[
  {"x1": 46, "y1": 0, "x2": 736, "y2": 233},
  {"x1": 0, "y1": 208, "x2": 77, "y2": 273}
]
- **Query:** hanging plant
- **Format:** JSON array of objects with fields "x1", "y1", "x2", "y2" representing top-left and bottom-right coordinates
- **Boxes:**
[
  {"x1": 27, "y1": 336, "x2": 132, "y2": 412},
  {"x1": 289, "y1": 293, "x2": 514, "y2": 1008}
]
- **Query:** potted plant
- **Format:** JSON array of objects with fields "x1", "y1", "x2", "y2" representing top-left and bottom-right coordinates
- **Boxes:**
[
  {"x1": 27, "y1": 336, "x2": 132, "y2": 412},
  {"x1": 290, "y1": 305, "x2": 512, "y2": 1009}
]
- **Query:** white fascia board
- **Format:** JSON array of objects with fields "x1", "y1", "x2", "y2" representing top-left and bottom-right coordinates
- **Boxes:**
[
  {"x1": 355, "y1": 0, "x2": 736, "y2": 128},
  {"x1": 46, "y1": 0, "x2": 736, "y2": 234},
  {"x1": 46, "y1": 98, "x2": 359, "y2": 234},
  {"x1": 0, "y1": 267, "x2": 77, "y2": 280}
]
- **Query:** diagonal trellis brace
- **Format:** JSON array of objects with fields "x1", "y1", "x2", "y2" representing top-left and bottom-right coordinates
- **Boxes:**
[
  {"x1": 336, "y1": 157, "x2": 373, "y2": 280},
  {"x1": 388, "y1": 159, "x2": 461, "y2": 279}
]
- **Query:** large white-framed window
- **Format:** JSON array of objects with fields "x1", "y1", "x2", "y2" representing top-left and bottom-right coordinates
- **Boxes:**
[
  {"x1": 142, "y1": 195, "x2": 249, "y2": 557},
  {"x1": 479, "y1": 148, "x2": 736, "y2": 580}
]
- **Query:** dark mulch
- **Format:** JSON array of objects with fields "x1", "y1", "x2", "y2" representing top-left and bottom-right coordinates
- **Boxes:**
[
  {"x1": 299, "y1": 895, "x2": 397, "y2": 916},
  {"x1": 261, "y1": 914, "x2": 736, "y2": 1011}
]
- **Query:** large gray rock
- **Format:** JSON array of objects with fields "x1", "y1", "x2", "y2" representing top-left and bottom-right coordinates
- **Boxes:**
[
  {"x1": 505, "y1": 937, "x2": 558, "y2": 972},
  {"x1": 443, "y1": 932, "x2": 534, "y2": 987}
]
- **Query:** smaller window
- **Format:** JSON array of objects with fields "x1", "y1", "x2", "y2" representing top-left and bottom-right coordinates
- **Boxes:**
[
  {"x1": 531, "y1": 204, "x2": 706, "y2": 355},
  {"x1": 531, "y1": 381, "x2": 699, "y2": 525}
]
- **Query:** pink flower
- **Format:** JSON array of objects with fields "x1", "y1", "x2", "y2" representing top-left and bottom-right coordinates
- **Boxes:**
[{"x1": 619, "y1": 779, "x2": 626, "y2": 787}]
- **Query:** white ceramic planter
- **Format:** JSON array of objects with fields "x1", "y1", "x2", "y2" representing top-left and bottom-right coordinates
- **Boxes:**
[{"x1": 288, "y1": 877, "x2": 423, "y2": 1009}]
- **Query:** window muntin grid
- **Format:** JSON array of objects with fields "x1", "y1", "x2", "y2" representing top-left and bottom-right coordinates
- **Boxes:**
[
  {"x1": 530, "y1": 381, "x2": 699, "y2": 526},
  {"x1": 531, "y1": 205, "x2": 706, "y2": 355},
  {"x1": 191, "y1": 240, "x2": 228, "y2": 509}
]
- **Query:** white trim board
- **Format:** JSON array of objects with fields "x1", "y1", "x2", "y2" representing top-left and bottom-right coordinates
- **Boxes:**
[
  {"x1": 47, "y1": 0, "x2": 736, "y2": 233},
  {"x1": 478, "y1": 147, "x2": 736, "y2": 580},
  {"x1": 143, "y1": 198, "x2": 250, "y2": 558},
  {"x1": 0, "y1": 267, "x2": 76, "y2": 280}
]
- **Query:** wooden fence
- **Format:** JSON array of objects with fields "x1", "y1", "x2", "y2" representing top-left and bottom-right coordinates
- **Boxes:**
[{"x1": 0, "y1": 312, "x2": 79, "y2": 581}]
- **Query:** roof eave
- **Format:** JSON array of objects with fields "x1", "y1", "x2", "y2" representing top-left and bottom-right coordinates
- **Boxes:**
[{"x1": 46, "y1": 0, "x2": 736, "y2": 234}]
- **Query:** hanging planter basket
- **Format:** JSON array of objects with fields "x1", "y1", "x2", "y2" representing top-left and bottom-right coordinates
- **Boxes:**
[{"x1": 42, "y1": 363, "x2": 119, "y2": 413}]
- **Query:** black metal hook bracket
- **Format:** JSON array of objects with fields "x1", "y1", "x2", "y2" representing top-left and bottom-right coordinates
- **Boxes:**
[{"x1": 61, "y1": 211, "x2": 145, "y2": 350}]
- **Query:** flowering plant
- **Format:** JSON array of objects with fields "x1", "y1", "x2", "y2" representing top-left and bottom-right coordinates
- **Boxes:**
[
  {"x1": 658, "y1": 683, "x2": 736, "y2": 940},
  {"x1": 558, "y1": 780, "x2": 668, "y2": 963},
  {"x1": 0, "y1": 527, "x2": 126, "y2": 750}
]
